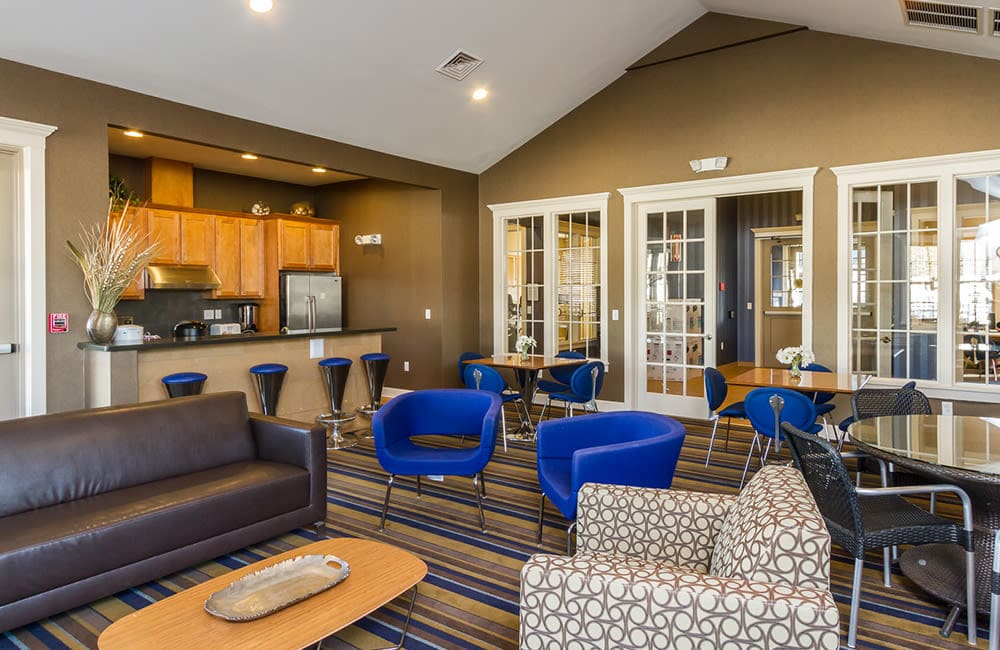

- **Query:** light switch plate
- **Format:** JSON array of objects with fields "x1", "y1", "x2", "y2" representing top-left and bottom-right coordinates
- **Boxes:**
[
  {"x1": 424, "y1": 309, "x2": 431, "y2": 320},
  {"x1": 404, "y1": 361, "x2": 410, "y2": 372},
  {"x1": 612, "y1": 309, "x2": 619, "y2": 321},
  {"x1": 214, "y1": 309, "x2": 222, "y2": 319},
  {"x1": 309, "y1": 338, "x2": 323, "y2": 359},
  {"x1": 203, "y1": 309, "x2": 214, "y2": 320}
]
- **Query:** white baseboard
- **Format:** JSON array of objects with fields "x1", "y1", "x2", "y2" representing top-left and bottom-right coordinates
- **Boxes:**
[{"x1": 381, "y1": 386, "x2": 411, "y2": 399}]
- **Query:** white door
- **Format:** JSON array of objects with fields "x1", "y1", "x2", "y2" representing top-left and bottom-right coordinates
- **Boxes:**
[
  {"x1": 636, "y1": 199, "x2": 716, "y2": 418},
  {"x1": 0, "y1": 151, "x2": 18, "y2": 419}
]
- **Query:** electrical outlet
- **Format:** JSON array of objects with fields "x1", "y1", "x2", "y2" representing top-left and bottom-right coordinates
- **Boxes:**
[
  {"x1": 424, "y1": 309, "x2": 431, "y2": 320},
  {"x1": 746, "y1": 302, "x2": 753, "y2": 310},
  {"x1": 612, "y1": 309, "x2": 619, "y2": 321},
  {"x1": 403, "y1": 361, "x2": 410, "y2": 372},
  {"x1": 203, "y1": 309, "x2": 214, "y2": 320},
  {"x1": 309, "y1": 338, "x2": 323, "y2": 359},
  {"x1": 941, "y1": 401, "x2": 953, "y2": 416},
  {"x1": 214, "y1": 309, "x2": 222, "y2": 319}
]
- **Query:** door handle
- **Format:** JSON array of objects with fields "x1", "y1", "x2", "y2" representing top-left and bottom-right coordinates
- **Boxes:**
[
  {"x1": 705, "y1": 334, "x2": 713, "y2": 341},
  {"x1": 0, "y1": 343, "x2": 15, "y2": 354}
]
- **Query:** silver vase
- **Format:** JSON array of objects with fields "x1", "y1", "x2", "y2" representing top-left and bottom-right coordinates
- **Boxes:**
[{"x1": 86, "y1": 309, "x2": 117, "y2": 344}]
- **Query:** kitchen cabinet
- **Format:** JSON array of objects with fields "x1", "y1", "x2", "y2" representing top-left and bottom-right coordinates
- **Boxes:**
[
  {"x1": 213, "y1": 216, "x2": 264, "y2": 298},
  {"x1": 146, "y1": 209, "x2": 215, "y2": 266},
  {"x1": 114, "y1": 207, "x2": 149, "y2": 300},
  {"x1": 276, "y1": 218, "x2": 339, "y2": 272}
]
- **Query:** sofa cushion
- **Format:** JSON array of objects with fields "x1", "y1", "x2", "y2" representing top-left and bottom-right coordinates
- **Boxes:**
[
  {"x1": 708, "y1": 465, "x2": 831, "y2": 590},
  {"x1": 0, "y1": 460, "x2": 309, "y2": 605},
  {"x1": 0, "y1": 392, "x2": 257, "y2": 517}
]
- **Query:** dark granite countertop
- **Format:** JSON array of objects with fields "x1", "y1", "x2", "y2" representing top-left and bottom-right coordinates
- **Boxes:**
[{"x1": 78, "y1": 327, "x2": 396, "y2": 352}]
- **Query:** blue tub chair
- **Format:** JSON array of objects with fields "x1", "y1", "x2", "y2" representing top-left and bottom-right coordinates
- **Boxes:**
[
  {"x1": 535, "y1": 410, "x2": 686, "y2": 553},
  {"x1": 373, "y1": 389, "x2": 502, "y2": 532}
]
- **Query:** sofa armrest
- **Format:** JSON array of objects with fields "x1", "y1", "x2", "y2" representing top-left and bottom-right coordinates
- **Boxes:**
[
  {"x1": 577, "y1": 483, "x2": 735, "y2": 572},
  {"x1": 520, "y1": 552, "x2": 840, "y2": 650},
  {"x1": 250, "y1": 415, "x2": 326, "y2": 521}
]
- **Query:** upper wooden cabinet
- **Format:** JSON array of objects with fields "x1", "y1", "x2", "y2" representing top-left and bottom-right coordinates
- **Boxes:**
[
  {"x1": 276, "y1": 218, "x2": 339, "y2": 272},
  {"x1": 146, "y1": 209, "x2": 215, "y2": 266},
  {"x1": 114, "y1": 206, "x2": 149, "y2": 300},
  {"x1": 213, "y1": 216, "x2": 264, "y2": 298}
]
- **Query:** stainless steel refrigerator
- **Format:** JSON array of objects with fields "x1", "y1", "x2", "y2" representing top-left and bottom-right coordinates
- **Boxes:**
[{"x1": 280, "y1": 272, "x2": 343, "y2": 331}]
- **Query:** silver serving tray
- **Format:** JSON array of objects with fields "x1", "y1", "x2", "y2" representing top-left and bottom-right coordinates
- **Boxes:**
[{"x1": 204, "y1": 554, "x2": 350, "y2": 622}]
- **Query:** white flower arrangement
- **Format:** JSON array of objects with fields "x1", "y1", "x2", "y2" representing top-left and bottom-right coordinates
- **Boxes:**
[
  {"x1": 775, "y1": 345, "x2": 815, "y2": 369},
  {"x1": 515, "y1": 335, "x2": 537, "y2": 355}
]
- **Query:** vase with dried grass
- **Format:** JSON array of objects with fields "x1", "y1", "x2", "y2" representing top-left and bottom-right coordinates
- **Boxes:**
[{"x1": 67, "y1": 199, "x2": 159, "y2": 344}]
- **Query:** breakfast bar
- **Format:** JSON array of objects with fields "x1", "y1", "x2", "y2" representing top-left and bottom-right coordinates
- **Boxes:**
[{"x1": 80, "y1": 328, "x2": 395, "y2": 421}]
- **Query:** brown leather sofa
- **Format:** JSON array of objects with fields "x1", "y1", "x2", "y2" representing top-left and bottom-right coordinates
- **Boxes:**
[{"x1": 0, "y1": 391, "x2": 326, "y2": 632}]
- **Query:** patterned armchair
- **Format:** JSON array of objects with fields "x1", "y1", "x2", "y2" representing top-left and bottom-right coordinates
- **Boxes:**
[{"x1": 519, "y1": 465, "x2": 841, "y2": 649}]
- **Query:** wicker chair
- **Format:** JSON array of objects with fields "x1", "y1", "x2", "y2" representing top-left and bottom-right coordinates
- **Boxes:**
[{"x1": 781, "y1": 421, "x2": 977, "y2": 649}]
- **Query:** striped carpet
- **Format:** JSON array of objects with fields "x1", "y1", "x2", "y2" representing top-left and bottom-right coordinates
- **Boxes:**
[{"x1": 0, "y1": 414, "x2": 990, "y2": 649}]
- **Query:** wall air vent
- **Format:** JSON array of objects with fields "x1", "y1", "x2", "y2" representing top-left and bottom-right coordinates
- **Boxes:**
[
  {"x1": 901, "y1": 1, "x2": 981, "y2": 33},
  {"x1": 435, "y1": 49, "x2": 483, "y2": 81}
]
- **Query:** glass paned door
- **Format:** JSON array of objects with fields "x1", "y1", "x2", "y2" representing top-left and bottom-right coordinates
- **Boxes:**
[
  {"x1": 556, "y1": 211, "x2": 601, "y2": 358},
  {"x1": 503, "y1": 215, "x2": 546, "y2": 354},
  {"x1": 637, "y1": 199, "x2": 716, "y2": 417}
]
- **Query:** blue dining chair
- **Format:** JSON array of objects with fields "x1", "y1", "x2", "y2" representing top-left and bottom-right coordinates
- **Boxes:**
[
  {"x1": 798, "y1": 362, "x2": 836, "y2": 424},
  {"x1": 457, "y1": 351, "x2": 485, "y2": 384},
  {"x1": 536, "y1": 350, "x2": 586, "y2": 396},
  {"x1": 535, "y1": 410, "x2": 686, "y2": 554},
  {"x1": 463, "y1": 363, "x2": 530, "y2": 453},
  {"x1": 703, "y1": 367, "x2": 748, "y2": 467},
  {"x1": 373, "y1": 389, "x2": 502, "y2": 532},
  {"x1": 539, "y1": 360, "x2": 605, "y2": 420},
  {"x1": 740, "y1": 387, "x2": 822, "y2": 488}
]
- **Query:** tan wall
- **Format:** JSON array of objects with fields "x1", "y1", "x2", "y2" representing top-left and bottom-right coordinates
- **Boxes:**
[
  {"x1": 479, "y1": 14, "x2": 1000, "y2": 402},
  {"x1": 317, "y1": 179, "x2": 446, "y2": 388},
  {"x1": 0, "y1": 57, "x2": 478, "y2": 413}
]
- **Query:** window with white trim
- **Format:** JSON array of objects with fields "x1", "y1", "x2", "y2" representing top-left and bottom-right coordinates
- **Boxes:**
[
  {"x1": 835, "y1": 151, "x2": 1000, "y2": 392},
  {"x1": 489, "y1": 194, "x2": 609, "y2": 361}
]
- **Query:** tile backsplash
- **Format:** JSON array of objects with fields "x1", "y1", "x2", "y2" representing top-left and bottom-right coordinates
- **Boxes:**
[{"x1": 117, "y1": 290, "x2": 255, "y2": 337}]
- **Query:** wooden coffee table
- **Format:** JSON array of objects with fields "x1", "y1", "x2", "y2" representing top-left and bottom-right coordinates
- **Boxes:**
[{"x1": 98, "y1": 538, "x2": 427, "y2": 650}]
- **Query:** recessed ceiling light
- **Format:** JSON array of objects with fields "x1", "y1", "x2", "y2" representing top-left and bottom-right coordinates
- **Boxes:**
[
  {"x1": 312, "y1": 167, "x2": 327, "y2": 173},
  {"x1": 241, "y1": 153, "x2": 258, "y2": 160},
  {"x1": 249, "y1": 0, "x2": 273, "y2": 13},
  {"x1": 123, "y1": 129, "x2": 144, "y2": 138},
  {"x1": 472, "y1": 88, "x2": 488, "y2": 101}
]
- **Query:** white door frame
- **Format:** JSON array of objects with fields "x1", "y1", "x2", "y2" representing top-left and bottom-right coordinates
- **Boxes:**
[
  {"x1": 0, "y1": 116, "x2": 57, "y2": 416},
  {"x1": 619, "y1": 167, "x2": 819, "y2": 411}
]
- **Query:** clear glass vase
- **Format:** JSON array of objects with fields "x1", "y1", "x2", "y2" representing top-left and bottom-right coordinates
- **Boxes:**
[{"x1": 790, "y1": 358, "x2": 802, "y2": 378}]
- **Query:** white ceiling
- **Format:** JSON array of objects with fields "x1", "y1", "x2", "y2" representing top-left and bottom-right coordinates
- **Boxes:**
[{"x1": 2, "y1": 1, "x2": 999, "y2": 174}]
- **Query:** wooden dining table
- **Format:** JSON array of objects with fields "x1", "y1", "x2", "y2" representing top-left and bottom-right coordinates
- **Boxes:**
[
  {"x1": 726, "y1": 366, "x2": 873, "y2": 394},
  {"x1": 463, "y1": 354, "x2": 586, "y2": 442}
]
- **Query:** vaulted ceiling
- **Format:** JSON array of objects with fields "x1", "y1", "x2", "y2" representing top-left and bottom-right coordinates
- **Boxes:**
[{"x1": 1, "y1": 1, "x2": 997, "y2": 173}]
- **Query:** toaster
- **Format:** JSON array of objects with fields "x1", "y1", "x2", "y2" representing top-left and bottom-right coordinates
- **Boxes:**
[{"x1": 210, "y1": 323, "x2": 242, "y2": 335}]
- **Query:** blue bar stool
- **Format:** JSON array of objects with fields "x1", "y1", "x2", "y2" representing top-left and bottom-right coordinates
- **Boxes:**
[
  {"x1": 317, "y1": 357, "x2": 357, "y2": 450},
  {"x1": 161, "y1": 372, "x2": 207, "y2": 398},
  {"x1": 354, "y1": 352, "x2": 390, "y2": 441},
  {"x1": 249, "y1": 363, "x2": 287, "y2": 416}
]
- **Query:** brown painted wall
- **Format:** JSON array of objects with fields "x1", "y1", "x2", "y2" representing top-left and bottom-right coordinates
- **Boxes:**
[
  {"x1": 0, "y1": 56, "x2": 477, "y2": 412},
  {"x1": 316, "y1": 179, "x2": 445, "y2": 388},
  {"x1": 479, "y1": 14, "x2": 1000, "y2": 403}
]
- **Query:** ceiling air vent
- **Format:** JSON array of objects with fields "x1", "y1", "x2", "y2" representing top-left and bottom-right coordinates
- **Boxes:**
[
  {"x1": 901, "y1": 1, "x2": 981, "y2": 33},
  {"x1": 435, "y1": 49, "x2": 483, "y2": 81}
]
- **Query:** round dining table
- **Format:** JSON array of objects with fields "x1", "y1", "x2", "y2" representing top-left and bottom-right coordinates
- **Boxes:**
[{"x1": 849, "y1": 414, "x2": 1000, "y2": 619}]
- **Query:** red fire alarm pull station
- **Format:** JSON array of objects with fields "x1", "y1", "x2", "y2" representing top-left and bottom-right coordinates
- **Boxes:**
[
  {"x1": 49, "y1": 313, "x2": 69, "y2": 334},
  {"x1": 719, "y1": 282, "x2": 725, "y2": 291}
]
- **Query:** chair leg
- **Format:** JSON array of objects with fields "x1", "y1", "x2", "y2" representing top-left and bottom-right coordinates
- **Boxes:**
[
  {"x1": 966, "y1": 548, "x2": 978, "y2": 645},
  {"x1": 566, "y1": 521, "x2": 576, "y2": 556},
  {"x1": 848, "y1": 556, "x2": 864, "y2": 649},
  {"x1": 539, "y1": 397, "x2": 551, "y2": 422},
  {"x1": 705, "y1": 416, "x2": 721, "y2": 467},
  {"x1": 479, "y1": 471, "x2": 487, "y2": 500},
  {"x1": 379, "y1": 474, "x2": 395, "y2": 531},
  {"x1": 739, "y1": 433, "x2": 761, "y2": 489},
  {"x1": 499, "y1": 407, "x2": 508, "y2": 453},
  {"x1": 416, "y1": 475, "x2": 422, "y2": 498},
  {"x1": 883, "y1": 547, "x2": 891, "y2": 587},
  {"x1": 472, "y1": 474, "x2": 486, "y2": 533},
  {"x1": 536, "y1": 493, "x2": 546, "y2": 546}
]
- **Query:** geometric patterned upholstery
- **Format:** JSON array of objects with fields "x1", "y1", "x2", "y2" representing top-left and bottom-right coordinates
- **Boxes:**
[
  {"x1": 709, "y1": 464, "x2": 832, "y2": 591},
  {"x1": 519, "y1": 465, "x2": 841, "y2": 649}
]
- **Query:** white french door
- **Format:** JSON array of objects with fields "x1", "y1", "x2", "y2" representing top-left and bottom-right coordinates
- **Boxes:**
[
  {"x1": 0, "y1": 151, "x2": 17, "y2": 419},
  {"x1": 635, "y1": 199, "x2": 716, "y2": 417}
]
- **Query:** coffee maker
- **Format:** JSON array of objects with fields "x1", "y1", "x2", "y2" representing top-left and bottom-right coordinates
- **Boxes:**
[{"x1": 237, "y1": 303, "x2": 259, "y2": 333}]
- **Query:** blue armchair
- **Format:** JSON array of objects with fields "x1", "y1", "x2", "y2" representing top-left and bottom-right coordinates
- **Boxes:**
[
  {"x1": 535, "y1": 411, "x2": 686, "y2": 553},
  {"x1": 373, "y1": 389, "x2": 502, "y2": 532}
]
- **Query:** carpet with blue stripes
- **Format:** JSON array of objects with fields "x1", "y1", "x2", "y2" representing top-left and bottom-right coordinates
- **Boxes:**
[{"x1": 0, "y1": 417, "x2": 987, "y2": 649}]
